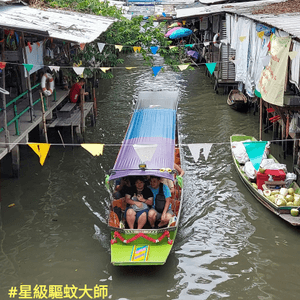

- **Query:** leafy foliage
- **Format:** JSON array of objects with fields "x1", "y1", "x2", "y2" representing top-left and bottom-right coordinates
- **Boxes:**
[{"x1": 43, "y1": 0, "x2": 187, "y2": 78}]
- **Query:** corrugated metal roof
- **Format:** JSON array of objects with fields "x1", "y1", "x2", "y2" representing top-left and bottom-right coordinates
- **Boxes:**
[
  {"x1": 176, "y1": 0, "x2": 300, "y2": 39},
  {"x1": 0, "y1": 5, "x2": 116, "y2": 43},
  {"x1": 228, "y1": 11, "x2": 300, "y2": 40},
  {"x1": 176, "y1": 0, "x2": 286, "y2": 18}
]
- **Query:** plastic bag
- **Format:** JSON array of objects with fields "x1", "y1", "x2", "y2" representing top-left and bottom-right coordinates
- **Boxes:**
[
  {"x1": 289, "y1": 113, "x2": 300, "y2": 133},
  {"x1": 285, "y1": 173, "x2": 297, "y2": 188}
]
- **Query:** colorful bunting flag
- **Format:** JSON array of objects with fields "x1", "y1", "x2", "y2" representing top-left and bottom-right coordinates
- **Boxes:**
[
  {"x1": 178, "y1": 64, "x2": 189, "y2": 71},
  {"x1": 152, "y1": 66, "x2": 162, "y2": 77},
  {"x1": 80, "y1": 43, "x2": 86, "y2": 51},
  {"x1": 243, "y1": 141, "x2": 268, "y2": 171},
  {"x1": 0, "y1": 62, "x2": 6, "y2": 69},
  {"x1": 133, "y1": 144, "x2": 157, "y2": 162},
  {"x1": 150, "y1": 46, "x2": 159, "y2": 55},
  {"x1": 257, "y1": 31, "x2": 264, "y2": 39},
  {"x1": 162, "y1": 12, "x2": 166, "y2": 17},
  {"x1": 254, "y1": 89, "x2": 262, "y2": 98},
  {"x1": 28, "y1": 143, "x2": 51, "y2": 166},
  {"x1": 205, "y1": 62, "x2": 217, "y2": 75},
  {"x1": 73, "y1": 67, "x2": 85, "y2": 76},
  {"x1": 115, "y1": 45, "x2": 123, "y2": 52},
  {"x1": 133, "y1": 46, "x2": 141, "y2": 53},
  {"x1": 239, "y1": 36, "x2": 246, "y2": 42},
  {"x1": 188, "y1": 143, "x2": 213, "y2": 162},
  {"x1": 49, "y1": 66, "x2": 60, "y2": 72},
  {"x1": 100, "y1": 67, "x2": 111, "y2": 73},
  {"x1": 169, "y1": 46, "x2": 177, "y2": 50},
  {"x1": 97, "y1": 43, "x2": 105, "y2": 53},
  {"x1": 81, "y1": 144, "x2": 104, "y2": 156},
  {"x1": 23, "y1": 64, "x2": 33, "y2": 73},
  {"x1": 125, "y1": 67, "x2": 137, "y2": 70},
  {"x1": 184, "y1": 44, "x2": 194, "y2": 48}
]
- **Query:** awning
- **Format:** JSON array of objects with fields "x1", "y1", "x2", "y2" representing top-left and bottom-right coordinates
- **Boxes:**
[{"x1": 0, "y1": 5, "x2": 116, "y2": 43}]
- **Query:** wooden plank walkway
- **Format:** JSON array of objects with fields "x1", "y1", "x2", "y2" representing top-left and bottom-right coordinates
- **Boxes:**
[{"x1": 49, "y1": 102, "x2": 94, "y2": 128}]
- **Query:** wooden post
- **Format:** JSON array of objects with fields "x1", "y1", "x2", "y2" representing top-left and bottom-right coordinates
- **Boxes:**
[
  {"x1": 39, "y1": 92, "x2": 48, "y2": 143},
  {"x1": 93, "y1": 86, "x2": 97, "y2": 124},
  {"x1": 11, "y1": 145, "x2": 20, "y2": 178},
  {"x1": 293, "y1": 132, "x2": 300, "y2": 171},
  {"x1": 1, "y1": 30, "x2": 10, "y2": 145},
  {"x1": 21, "y1": 32, "x2": 34, "y2": 122},
  {"x1": 80, "y1": 91, "x2": 85, "y2": 134},
  {"x1": 259, "y1": 98, "x2": 263, "y2": 141}
]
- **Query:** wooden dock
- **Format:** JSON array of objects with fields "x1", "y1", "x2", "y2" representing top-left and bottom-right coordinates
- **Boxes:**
[
  {"x1": 0, "y1": 88, "x2": 69, "y2": 161},
  {"x1": 48, "y1": 102, "x2": 95, "y2": 143}
]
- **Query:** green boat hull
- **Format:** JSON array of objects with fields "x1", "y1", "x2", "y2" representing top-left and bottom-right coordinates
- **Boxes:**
[{"x1": 111, "y1": 229, "x2": 177, "y2": 266}]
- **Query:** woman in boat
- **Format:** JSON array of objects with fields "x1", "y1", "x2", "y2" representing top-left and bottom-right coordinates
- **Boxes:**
[{"x1": 125, "y1": 177, "x2": 153, "y2": 229}]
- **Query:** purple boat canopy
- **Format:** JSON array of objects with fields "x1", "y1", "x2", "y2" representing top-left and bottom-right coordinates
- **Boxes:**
[{"x1": 109, "y1": 90, "x2": 179, "y2": 181}]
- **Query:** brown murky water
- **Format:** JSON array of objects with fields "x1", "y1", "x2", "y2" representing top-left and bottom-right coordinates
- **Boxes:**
[{"x1": 1, "y1": 53, "x2": 300, "y2": 300}]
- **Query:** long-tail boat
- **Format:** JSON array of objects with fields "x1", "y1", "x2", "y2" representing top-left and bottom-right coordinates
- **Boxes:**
[
  {"x1": 106, "y1": 90, "x2": 183, "y2": 266},
  {"x1": 231, "y1": 134, "x2": 300, "y2": 226}
]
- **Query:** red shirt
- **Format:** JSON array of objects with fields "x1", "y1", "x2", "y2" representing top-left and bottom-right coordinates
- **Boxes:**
[{"x1": 69, "y1": 83, "x2": 82, "y2": 103}]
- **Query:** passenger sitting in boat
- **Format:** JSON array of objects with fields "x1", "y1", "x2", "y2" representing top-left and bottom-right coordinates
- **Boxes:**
[
  {"x1": 125, "y1": 177, "x2": 153, "y2": 229},
  {"x1": 148, "y1": 176, "x2": 173, "y2": 229},
  {"x1": 113, "y1": 177, "x2": 132, "y2": 200},
  {"x1": 160, "y1": 163, "x2": 184, "y2": 195}
]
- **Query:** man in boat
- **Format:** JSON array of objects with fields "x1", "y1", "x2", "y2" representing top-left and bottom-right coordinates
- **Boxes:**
[
  {"x1": 125, "y1": 177, "x2": 153, "y2": 229},
  {"x1": 148, "y1": 176, "x2": 173, "y2": 229},
  {"x1": 69, "y1": 78, "x2": 89, "y2": 104}
]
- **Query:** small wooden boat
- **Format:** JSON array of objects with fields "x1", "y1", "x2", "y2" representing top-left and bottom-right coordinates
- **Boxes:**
[
  {"x1": 231, "y1": 134, "x2": 300, "y2": 226},
  {"x1": 227, "y1": 90, "x2": 248, "y2": 112},
  {"x1": 106, "y1": 90, "x2": 183, "y2": 266}
]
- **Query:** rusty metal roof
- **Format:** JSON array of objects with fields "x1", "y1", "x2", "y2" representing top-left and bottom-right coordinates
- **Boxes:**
[
  {"x1": 0, "y1": 5, "x2": 116, "y2": 43},
  {"x1": 176, "y1": 0, "x2": 300, "y2": 39},
  {"x1": 176, "y1": 0, "x2": 286, "y2": 18}
]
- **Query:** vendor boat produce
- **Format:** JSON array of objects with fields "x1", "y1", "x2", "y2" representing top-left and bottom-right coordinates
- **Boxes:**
[
  {"x1": 106, "y1": 90, "x2": 183, "y2": 266},
  {"x1": 230, "y1": 134, "x2": 300, "y2": 226}
]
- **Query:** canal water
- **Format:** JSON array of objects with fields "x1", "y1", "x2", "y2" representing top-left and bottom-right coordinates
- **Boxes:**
[{"x1": 0, "y1": 53, "x2": 299, "y2": 300}]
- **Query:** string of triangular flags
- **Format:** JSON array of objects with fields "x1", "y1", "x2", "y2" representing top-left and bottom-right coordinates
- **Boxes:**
[
  {"x1": 0, "y1": 60, "x2": 218, "y2": 77},
  {"x1": 24, "y1": 139, "x2": 273, "y2": 168}
]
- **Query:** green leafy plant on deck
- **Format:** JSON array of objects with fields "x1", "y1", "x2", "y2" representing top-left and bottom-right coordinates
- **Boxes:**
[{"x1": 44, "y1": 0, "x2": 190, "y2": 79}]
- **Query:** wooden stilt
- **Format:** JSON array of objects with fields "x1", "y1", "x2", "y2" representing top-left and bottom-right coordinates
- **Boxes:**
[
  {"x1": 11, "y1": 145, "x2": 20, "y2": 178},
  {"x1": 1, "y1": 30, "x2": 10, "y2": 146},
  {"x1": 259, "y1": 98, "x2": 263, "y2": 140},
  {"x1": 40, "y1": 92, "x2": 48, "y2": 143}
]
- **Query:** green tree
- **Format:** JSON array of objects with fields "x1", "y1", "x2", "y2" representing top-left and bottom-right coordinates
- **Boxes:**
[{"x1": 43, "y1": 0, "x2": 191, "y2": 78}]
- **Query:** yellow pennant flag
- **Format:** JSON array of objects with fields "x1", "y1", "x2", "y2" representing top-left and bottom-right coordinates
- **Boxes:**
[
  {"x1": 81, "y1": 144, "x2": 104, "y2": 156},
  {"x1": 100, "y1": 67, "x2": 111, "y2": 73},
  {"x1": 28, "y1": 143, "x2": 51, "y2": 166},
  {"x1": 178, "y1": 64, "x2": 189, "y2": 71},
  {"x1": 289, "y1": 51, "x2": 298, "y2": 60},
  {"x1": 239, "y1": 36, "x2": 246, "y2": 42},
  {"x1": 257, "y1": 31, "x2": 264, "y2": 39},
  {"x1": 133, "y1": 46, "x2": 141, "y2": 53},
  {"x1": 115, "y1": 45, "x2": 123, "y2": 52},
  {"x1": 126, "y1": 67, "x2": 137, "y2": 70},
  {"x1": 169, "y1": 46, "x2": 177, "y2": 50}
]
